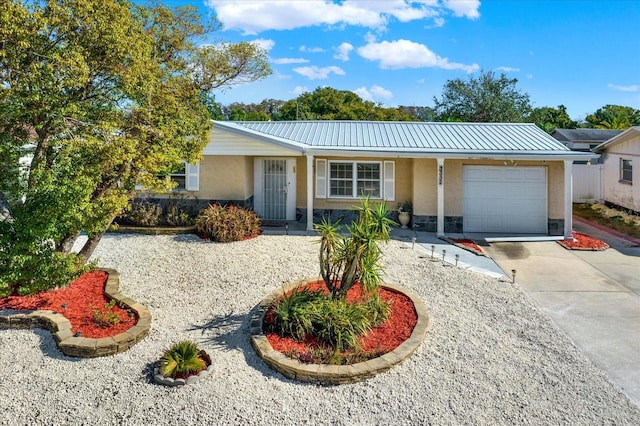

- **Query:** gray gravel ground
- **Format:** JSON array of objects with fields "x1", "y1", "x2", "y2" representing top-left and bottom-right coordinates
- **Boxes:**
[{"x1": 1, "y1": 233, "x2": 639, "y2": 425}]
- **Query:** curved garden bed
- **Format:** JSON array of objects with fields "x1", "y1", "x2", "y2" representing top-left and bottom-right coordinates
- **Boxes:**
[
  {"x1": 0, "y1": 268, "x2": 151, "y2": 357},
  {"x1": 250, "y1": 279, "x2": 429, "y2": 384}
]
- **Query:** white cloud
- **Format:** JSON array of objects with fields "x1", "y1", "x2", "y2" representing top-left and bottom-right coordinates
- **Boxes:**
[
  {"x1": 417, "y1": 78, "x2": 425, "y2": 84},
  {"x1": 206, "y1": 0, "x2": 481, "y2": 35},
  {"x1": 271, "y1": 58, "x2": 310, "y2": 64},
  {"x1": 252, "y1": 38, "x2": 275, "y2": 51},
  {"x1": 608, "y1": 83, "x2": 639, "y2": 92},
  {"x1": 442, "y1": 0, "x2": 481, "y2": 19},
  {"x1": 292, "y1": 86, "x2": 309, "y2": 96},
  {"x1": 358, "y1": 39, "x2": 479, "y2": 73},
  {"x1": 300, "y1": 45, "x2": 326, "y2": 53},
  {"x1": 354, "y1": 87, "x2": 373, "y2": 101},
  {"x1": 334, "y1": 42, "x2": 354, "y2": 61},
  {"x1": 353, "y1": 85, "x2": 393, "y2": 101},
  {"x1": 293, "y1": 65, "x2": 346, "y2": 80},
  {"x1": 527, "y1": 74, "x2": 533, "y2": 79},
  {"x1": 496, "y1": 66, "x2": 520, "y2": 73},
  {"x1": 370, "y1": 85, "x2": 393, "y2": 100}
]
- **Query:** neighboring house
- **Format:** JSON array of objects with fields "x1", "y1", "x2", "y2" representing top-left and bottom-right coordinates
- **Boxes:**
[
  {"x1": 155, "y1": 121, "x2": 593, "y2": 240},
  {"x1": 593, "y1": 126, "x2": 640, "y2": 212},
  {"x1": 551, "y1": 128, "x2": 623, "y2": 164}
]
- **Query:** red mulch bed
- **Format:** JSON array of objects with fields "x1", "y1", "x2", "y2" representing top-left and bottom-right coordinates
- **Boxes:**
[
  {"x1": 450, "y1": 238, "x2": 485, "y2": 254},
  {"x1": 263, "y1": 280, "x2": 418, "y2": 363},
  {"x1": 0, "y1": 271, "x2": 136, "y2": 338},
  {"x1": 558, "y1": 232, "x2": 610, "y2": 251}
]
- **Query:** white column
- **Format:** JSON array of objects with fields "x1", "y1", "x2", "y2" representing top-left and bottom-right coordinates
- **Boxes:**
[
  {"x1": 437, "y1": 158, "x2": 445, "y2": 237},
  {"x1": 306, "y1": 154, "x2": 314, "y2": 231},
  {"x1": 564, "y1": 160, "x2": 573, "y2": 240}
]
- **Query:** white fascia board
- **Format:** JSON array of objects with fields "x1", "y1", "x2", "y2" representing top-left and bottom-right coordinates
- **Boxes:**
[
  {"x1": 212, "y1": 121, "x2": 306, "y2": 153},
  {"x1": 593, "y1": 126, "x2": 640, "y2": 153},
  {"x1": 303, "y1": 147, "x2": 596, "y2": 161}
]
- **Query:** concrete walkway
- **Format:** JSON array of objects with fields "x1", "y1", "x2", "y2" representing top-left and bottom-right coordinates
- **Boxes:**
[{"x1": 485, "y1": 219, "x2": 640, "y2": 408}]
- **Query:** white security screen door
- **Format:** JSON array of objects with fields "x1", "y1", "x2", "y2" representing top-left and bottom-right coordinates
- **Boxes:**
[{"x1": 263, "y1": 159, "x2": 287, "y2": 220}]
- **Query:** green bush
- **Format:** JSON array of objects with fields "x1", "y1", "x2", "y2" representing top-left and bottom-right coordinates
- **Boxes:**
[
  {"x1": 159, "y1": 340, "x2": 207, "y2": 379},
  {"x1": 128, "y1": 200, "x2": 162, "y2": 227},
  {"x1": 269, "y1": 287, "x2": 391, "y2": 351},
  {"x1": 165, "y1": 202, "x2": 194, "y2": 226},
  {"x1": 195, "y1": 204, "x2": 261, "y2": 242}
]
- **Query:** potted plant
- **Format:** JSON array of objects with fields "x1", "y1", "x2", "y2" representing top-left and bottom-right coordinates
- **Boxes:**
[
  {"x1": 153, "y1": 340, "x2": 214, "y2": 387},
  {"x1": 397, "y1": 201, "x2": 412, "y2": 228}
]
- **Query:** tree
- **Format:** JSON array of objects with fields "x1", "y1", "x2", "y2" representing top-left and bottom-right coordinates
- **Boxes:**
[
  {"x1": 0, "y1": 0, "x2": 270, "y2": 296},
  {"x1": 528, "y1": 105, "x2": 577, "y2": 133},
  {"x1": 275, "y1": 87, "x2": 414, "y2": 121},
  {"x1": 583, "y1": 104, "x2": 640, "y2": 129},
  {"x1": 433, "y1": 70, "x2": 532, "y2": 122}
]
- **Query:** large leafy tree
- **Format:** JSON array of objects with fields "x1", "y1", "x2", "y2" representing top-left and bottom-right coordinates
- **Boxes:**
[
  {"x1": 0, "y1": 0, "x2": 270, "y2": 295},
  {"x1": 528, "y1": 105, "x2": 577, "y2": 133},
  {"x1": 433, "y1": 70, "x2": 532, "y2": 122},
  {"x1": 583, "y1": 104, "x2": 640, "y2": 129},
  {"x1": 276, "y1": 87, "x2": 413, "y2": 121}
]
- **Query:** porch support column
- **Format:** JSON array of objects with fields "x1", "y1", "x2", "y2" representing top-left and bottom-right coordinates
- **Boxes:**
[
  {"x1": 563, "y1": 159, "x2": 573, "y2": 240},
  {"x1": 306, "y1": 154, "x2": 314, "y2": 231},
  {"x1": 437, "y1": 158, "x2": 445, "y2": 237}
]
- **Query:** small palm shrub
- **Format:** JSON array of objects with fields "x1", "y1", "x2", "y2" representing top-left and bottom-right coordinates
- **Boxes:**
[
  {"x1": 195, "y1": 204, "x2": 261, "y2": 242},
  {"x1": 159, "y1": 341, "x2": 207, "y2": 379}
]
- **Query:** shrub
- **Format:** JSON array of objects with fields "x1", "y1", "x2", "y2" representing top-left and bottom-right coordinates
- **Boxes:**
[
  {"x1": 91, "y1": 299, "x2": 121, "y2": 328},
  {"x1": 127, "y1": 200, "x2": 162, "y2": 227},
  {"x1": 195, "y1": 204, "x2": 261, "y2": 242},
  {"x1": 269, "y1": 286, "x2": 391, "y2": 351},
  {"x1": 159, "y1": 340, "x2": 207, "y2": 379},
  {"x1": 165, "y1": 202, "x2": 194, "y2": 226}
]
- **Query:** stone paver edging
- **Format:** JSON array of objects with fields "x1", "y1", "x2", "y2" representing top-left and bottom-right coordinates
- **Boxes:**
[
  {"x1": 250, "y1": 280, "x2": 430, "y2": 384},
  {"x1": 0, "y1": 268, "x2": 151, "y2": 357},
  {"x1": 153, "y1": 350, "x2": 214, "y2": 387}
]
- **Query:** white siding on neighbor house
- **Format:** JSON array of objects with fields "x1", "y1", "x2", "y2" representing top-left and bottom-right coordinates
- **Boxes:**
[{"x1": 573, "y1": 164, "x2": 602, "y2": 202}]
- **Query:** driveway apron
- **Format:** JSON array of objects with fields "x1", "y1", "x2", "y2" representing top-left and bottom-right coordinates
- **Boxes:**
[{"x1": 485, "y1": 228, "x2": 640, "y2": 408}]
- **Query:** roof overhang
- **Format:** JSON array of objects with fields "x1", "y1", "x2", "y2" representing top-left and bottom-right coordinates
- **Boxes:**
[{"x1": 593, "y1": 126, "x2": 640, "y2": 152}]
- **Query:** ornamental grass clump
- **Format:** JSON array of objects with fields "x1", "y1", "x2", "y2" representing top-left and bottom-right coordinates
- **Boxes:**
[
  {"x1": 159, "y1": 340, "x2": 207, "y2": 379},
  {"x1": 195, "y1": 204, "x2": 262, "y2": 242}
]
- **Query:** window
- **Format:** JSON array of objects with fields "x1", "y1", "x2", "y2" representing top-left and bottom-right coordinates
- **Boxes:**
[
  {"x1": 621, "y1": 159, "x2": 632, "y2": 184},
  {"x1": 169, "y1": 164, "x2": 187, "y2": 190},
  {"x1": 329, "y1": 161, "x2": 381, "y2": 198}
]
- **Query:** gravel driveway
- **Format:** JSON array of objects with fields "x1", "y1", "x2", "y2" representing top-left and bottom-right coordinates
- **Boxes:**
[{"x1": 1, "y1": 233, "x2": 639, "y2": 425}]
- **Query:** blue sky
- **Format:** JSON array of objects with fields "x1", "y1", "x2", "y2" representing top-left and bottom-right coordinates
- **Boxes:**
[{"x1": 166, "y1": 0, "x2": 639, "y2": 121}]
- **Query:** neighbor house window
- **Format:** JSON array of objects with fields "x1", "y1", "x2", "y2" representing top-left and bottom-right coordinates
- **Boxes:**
[
  {"x1": 329, "y1": 161, "x2": 381, "y2": 198},
  {"x1": 620, "y1": 159, "x2": 632, "y2": 184}
]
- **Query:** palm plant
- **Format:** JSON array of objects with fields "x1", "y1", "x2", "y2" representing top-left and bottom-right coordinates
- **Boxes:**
[
  {"x1": 159, "y1": 341, "x2": 207, "y2": 378},
  {"x1": 315, "y1": 197, "x2": 395, "y2": 299}
]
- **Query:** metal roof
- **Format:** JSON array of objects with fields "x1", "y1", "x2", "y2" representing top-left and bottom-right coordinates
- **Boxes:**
[{"x1": 213, "y1": 121, "x2": 592, "y2": 158}]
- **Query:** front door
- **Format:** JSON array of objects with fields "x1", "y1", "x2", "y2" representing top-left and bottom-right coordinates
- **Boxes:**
[{"x1": 254, "y1": 158, "x2": 296, "y2": 220}]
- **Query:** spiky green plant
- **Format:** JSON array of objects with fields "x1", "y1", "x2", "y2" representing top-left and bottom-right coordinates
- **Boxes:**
[
  {"x1": 315, "y1": 196, "x2": 395, "y2": 299},
  {"x1": 159, "y1": 341, "x2": 206, "y2": 378}
]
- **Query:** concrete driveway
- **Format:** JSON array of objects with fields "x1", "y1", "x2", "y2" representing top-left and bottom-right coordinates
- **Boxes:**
[{"x1": 485, "y1": 218, "x2": 640, "y2": 408}]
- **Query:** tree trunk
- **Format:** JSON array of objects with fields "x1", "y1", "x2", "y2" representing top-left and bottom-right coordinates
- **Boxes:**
[
  {"x1": 78, "y1": 215, "x2": 117, "y2": 262},
  {"x1": 57, "y1": 231, "x2": 80, "y2": 254}
]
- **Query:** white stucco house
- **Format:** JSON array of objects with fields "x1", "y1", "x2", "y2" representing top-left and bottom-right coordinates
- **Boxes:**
[{"x1": 152, "y1": 121, "x2": 594, "y2": 240}]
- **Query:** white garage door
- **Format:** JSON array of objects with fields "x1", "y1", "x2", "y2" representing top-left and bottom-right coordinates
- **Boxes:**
[{"x1": 463, "y1": 166, "x2": 547, "y2": 233}]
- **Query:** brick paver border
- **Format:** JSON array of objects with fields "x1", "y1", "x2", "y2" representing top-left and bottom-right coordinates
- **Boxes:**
[
  {"x1": 250, "y1": 280, "x2": 430, "y2": 384},
  {"x1": 0, "y1": 268, "x2": 151, "y2": 357}
]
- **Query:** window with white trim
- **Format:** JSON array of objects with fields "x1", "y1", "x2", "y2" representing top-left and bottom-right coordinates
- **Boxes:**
[
  {"x1": 621, "y1": 159, "x2": 632, "y2": 184},
  {"x1": 329, "y1": 161, "x2": 381, "y2": 198},
  {"x1": 169, "y1": 163, "x2": 187, "y2": 190}
]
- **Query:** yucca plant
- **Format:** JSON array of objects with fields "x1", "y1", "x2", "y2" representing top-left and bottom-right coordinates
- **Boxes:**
[
  {"x1": 159, "y1": 341, "x2": 207, "y2": 379},
  {"x1": 315, "y1": 196, "x2": 395, "y2": 299}
]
